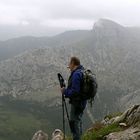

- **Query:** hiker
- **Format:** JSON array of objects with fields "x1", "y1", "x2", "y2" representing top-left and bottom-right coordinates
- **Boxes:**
[{"x1": 60, "y1": 57, "x2": 87, "y2": 140}]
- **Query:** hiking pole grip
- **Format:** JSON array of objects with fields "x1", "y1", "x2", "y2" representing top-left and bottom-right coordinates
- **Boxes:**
[{"x1": 57, "y1": 73, "x2": 66, "y2": 88}]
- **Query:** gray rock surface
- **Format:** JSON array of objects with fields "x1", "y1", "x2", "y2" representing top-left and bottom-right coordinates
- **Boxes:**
[
  {"x1": 106, "y1": 128, "x2": 140, "y2": 140},
  {"x1": 51, "y1": 129, "x2": 64, "y2": 140},
  {"x1": 105, "y1": 105, "x2": 140, "y2": 140}
]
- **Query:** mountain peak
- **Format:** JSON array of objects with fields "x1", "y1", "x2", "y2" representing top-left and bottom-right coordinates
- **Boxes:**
[
  {"x1": 93, "y1": 19, "x2": 123, "y2": 29},
  {"x1": 92, "y1": 19, "x2": 126, "y2": 37}
]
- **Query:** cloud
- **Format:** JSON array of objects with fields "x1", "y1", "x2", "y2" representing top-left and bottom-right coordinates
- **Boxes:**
[
  {"x1": 1, "y1": 0, "x2": 140, "y2": 25},
  {"x1": 41, "y1": 19, "x2": 94, "y2": 29},
  {"x1": 0, "y1": 0, "x2": 140, "y2": 27},
  {"x1": 0, "y1": 0, "x2": 140, "y2": 39}
]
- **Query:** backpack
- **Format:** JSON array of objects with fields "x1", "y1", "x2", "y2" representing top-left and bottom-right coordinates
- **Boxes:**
[{"x1": 81, "y1": 69, "x2": 98, "y2": 104}]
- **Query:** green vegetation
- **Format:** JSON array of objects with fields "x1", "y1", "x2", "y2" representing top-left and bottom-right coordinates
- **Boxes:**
[
  {"x1": 0, "y1": 109, "x2": 42, "y2": 140},
  {"x1": 82, "y1": 123, "x2": 122, "y2": 140},
  {"x1": 0, "y1": 96, "x2": 62, "y2": 140}
]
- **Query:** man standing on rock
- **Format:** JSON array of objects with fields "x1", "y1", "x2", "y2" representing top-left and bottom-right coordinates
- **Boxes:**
[{"x1": 61, "y1": 57, "x2": 87, "y2": 140}]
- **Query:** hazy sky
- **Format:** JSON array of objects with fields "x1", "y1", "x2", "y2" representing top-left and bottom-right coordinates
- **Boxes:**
[{"x1": 0, "y1": 0, "x2": 140, "y2": 40}]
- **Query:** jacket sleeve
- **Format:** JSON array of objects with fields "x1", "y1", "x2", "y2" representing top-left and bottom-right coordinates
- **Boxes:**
[{"x1": 64, "y1": 72, "x2": 81, "y2": 97}]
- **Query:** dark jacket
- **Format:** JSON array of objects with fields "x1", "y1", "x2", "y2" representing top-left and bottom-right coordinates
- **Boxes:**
[{"x1": 64, "y1": 65, "x2": 87, "y2": 108}]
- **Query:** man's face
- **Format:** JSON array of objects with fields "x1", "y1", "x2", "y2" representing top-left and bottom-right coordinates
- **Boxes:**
[{"x1": 68, "y1": 61, "x2": 75, "y2": 72}]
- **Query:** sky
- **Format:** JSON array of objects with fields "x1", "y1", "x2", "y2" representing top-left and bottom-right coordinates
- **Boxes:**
[{"x1": 0, "y1": 0, "x2": 140, "y2": 40}]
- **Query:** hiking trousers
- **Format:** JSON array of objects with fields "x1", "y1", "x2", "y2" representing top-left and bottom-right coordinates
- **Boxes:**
[{"x1": 70, "y1": 104, "x2": 84, "y2": 140}]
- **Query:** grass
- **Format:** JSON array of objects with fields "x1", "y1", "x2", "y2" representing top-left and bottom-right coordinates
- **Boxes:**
[
  {"x1": 82, "y1": 123, "x2": 122, "y2": 140},
  {"x1": 0, "y1": 109, "x2": 42, "y2": 140}
]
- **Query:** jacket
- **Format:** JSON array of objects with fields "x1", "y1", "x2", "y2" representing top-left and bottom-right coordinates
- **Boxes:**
[{"x1": 64, "y1": 65, "x2": 87, "y2": 108}]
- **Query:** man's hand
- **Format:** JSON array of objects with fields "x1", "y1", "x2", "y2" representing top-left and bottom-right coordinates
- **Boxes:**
[{"x1": 60, "y1": 87, "x2": 65, "y2": 94}]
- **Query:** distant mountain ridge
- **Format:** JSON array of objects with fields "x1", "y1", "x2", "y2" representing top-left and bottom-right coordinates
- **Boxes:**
[{"x1": 0, "y1": 30, "x2": 89, "y2": 61}]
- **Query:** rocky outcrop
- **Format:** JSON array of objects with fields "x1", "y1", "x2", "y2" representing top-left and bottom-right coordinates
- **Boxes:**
[
  {"x1": 32, "y1": 130, "x2": 48, "y2": 140},
  {"x1": 51, "y1": 129, "x2": 64, "y2": 140},
  {"x1": 32, "y1": 129, "x2": 64, "y2": 140},
  {"x1": 106, "y1": 128, "x2": 140, "y2": 140},
  {"x1": 105, "y1": 105, "x2": 140, "y2": 140}
]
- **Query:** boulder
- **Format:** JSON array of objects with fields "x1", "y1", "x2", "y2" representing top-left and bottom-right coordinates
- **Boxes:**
[
  {"x1": 32, "y1": 130, "x2": 48, "y2": 140},
  {"x1": 51, "y1": 129, "x2": 64, "y2": 140},
  {"x1": 112, "y1": 104, "x2": 140, "y2": 127},
  {"x1": 102, "y1": 104, "x2": 140, "y2": 127},
  {"x1": 106, "y1": 127, "x2": 140, "y2": 140}
]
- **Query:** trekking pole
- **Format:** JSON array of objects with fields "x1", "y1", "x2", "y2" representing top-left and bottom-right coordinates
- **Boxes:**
[
  {"x1": 63, "y1": 97, "x2": 70, "y2": 124},
  {"x1": 57, "y1": 73, "x2": 66, "y2": 140},
  {"x1": 57, "y1": 73, "x2": 72, "y2": 136},
  {"x1": 62, "y1": 94, "x2": 65, "y2": 140}
]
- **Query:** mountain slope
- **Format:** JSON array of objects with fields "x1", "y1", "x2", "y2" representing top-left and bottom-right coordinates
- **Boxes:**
[{"x1": 0, "y1": 19, "x2": 140, "y2": 119}]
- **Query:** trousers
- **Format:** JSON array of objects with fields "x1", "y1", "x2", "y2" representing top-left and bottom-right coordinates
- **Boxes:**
[{"x1": 70, "y1": 104, "x2": 84, "y2": 140}]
